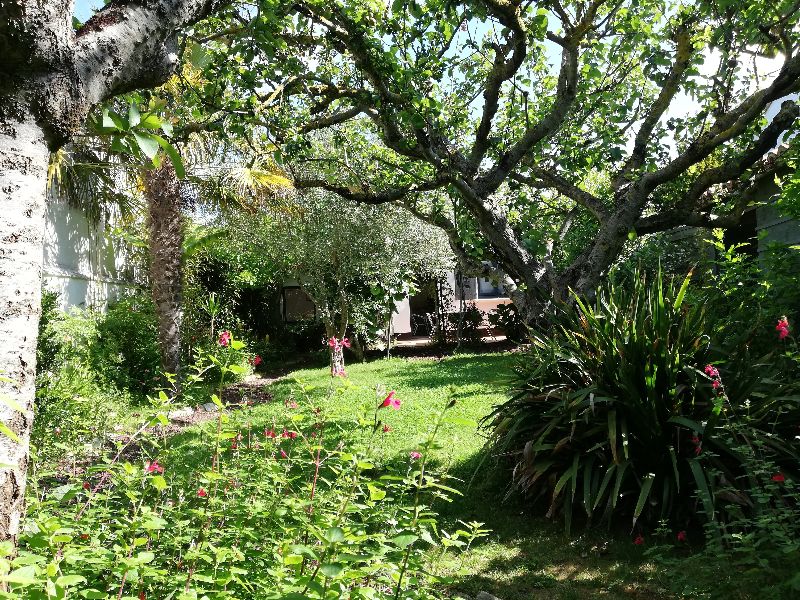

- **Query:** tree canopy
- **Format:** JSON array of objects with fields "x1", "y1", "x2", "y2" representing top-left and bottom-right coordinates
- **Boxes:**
[{"x1": 178, "y1": 0, "x2": 800, "y2": 318}]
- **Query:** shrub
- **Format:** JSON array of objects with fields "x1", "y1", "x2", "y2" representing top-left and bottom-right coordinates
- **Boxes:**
[
  {"x1": 447, "y1": 302, "x2": 485, "y2": 345},
  {"x1": 700, "y1": 235, "x2": 800, "y2": 357},
  {"x1": 7, "y1": 342, "x2": 481, "y2": 599},
  {"x1": 487, "y1": 303, "x2": 526, "y2": 343},
  {"x1": 34, "y1": 299, "x2": 132, "y2": 466},
  {"x1": 91, "y1": 295, "x2": 162, "y2": 397},
  {"x1": 484, "y1": 269, "x2": 800, "y2": 536}
]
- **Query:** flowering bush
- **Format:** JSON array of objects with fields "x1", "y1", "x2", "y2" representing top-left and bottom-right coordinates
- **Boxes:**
[
  {"x1": 4, "y1": 342, "x2": 480, "y2": 599},
  {"x1": 485, "y1": 269, "x2": 800, "y2": 537}
]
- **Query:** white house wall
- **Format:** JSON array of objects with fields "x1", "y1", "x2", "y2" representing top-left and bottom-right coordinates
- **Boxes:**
[{"x1": 43, "y1": 197, "x2": 142, "y2": 310}]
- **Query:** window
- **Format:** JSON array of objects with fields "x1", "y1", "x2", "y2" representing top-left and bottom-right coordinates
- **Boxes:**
[
  {"x1": 282, "y1": 287, "x2": 316, "y2": 322},
  {"x1": 477, "y1": 276, "x2": 505, "y2": 298}
]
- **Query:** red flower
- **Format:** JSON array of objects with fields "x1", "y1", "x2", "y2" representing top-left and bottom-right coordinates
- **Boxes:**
[
  {"x1": 633, "y1": 534, "x2": 644, "y2": 546},
  {"x1": 677, "y1": 530, "x2": 687, "y2": 542},
  {"x1": 230, "y1": 441, "x2": 238, "y2": 450},
  {"x1": 383, "y1": 424, "x2": 392, "y2": 433},
  {"x1": 704, "y1": 365, "x2": 719, "y2": 378},
  {"x1": 712, "y1": 379, "x2": 721, "y2": 390},
  {"x1": 80, "y1": 533, "x2": 90, "y2": 541},
  {"x1": 139, "y1": 592, "x2": 146, "y2": 600},
  {"x1": 218, "y1": 330, "x2": 232, "y2": 347},
  {"x1": 145, "y1": 460, "x2": 164, "y2": 474},
  {"x1": 772, "y1": 473, "x2": 785, "y2": 483},
  {"x1": 280, "y1": 449, "x2": 288, "y2": 459},
  {"x1": 264, "y1": 428, "x2": 277, "y2": 438},
  {"x1": 250, "y1": 355, "x2": 262, "y2": 367},
  {"x1": 197, "y1": 487, "x2": 208, "y2": 498},
  {"x1": 777, "y1": 317, "x2": 790, "y2": 339},
  {"x1": 83, "y1": 481, "x2": 91, "y2": 490},
  {"x1": 281, "y1": 430, "x2": 297, "y2": 439},
  {"x1": 381, "y1": 391, "x2": 401, "y2": 410}
]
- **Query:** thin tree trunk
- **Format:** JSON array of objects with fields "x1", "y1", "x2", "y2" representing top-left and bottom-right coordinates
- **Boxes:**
[
  {"x1": 0, "y1": 117, "x2": 49, "y2": 546},
  {"x1": 144, "y1": 162, "x2": 184, "y2": 379}
]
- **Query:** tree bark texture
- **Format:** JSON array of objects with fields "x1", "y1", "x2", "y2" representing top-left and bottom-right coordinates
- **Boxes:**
[
  {"x1": 0, "y1": 117, "x2": 49, "y2": 544},
  {"x1": 144, "y1": 162, "x2": 185, "y2": 377}
]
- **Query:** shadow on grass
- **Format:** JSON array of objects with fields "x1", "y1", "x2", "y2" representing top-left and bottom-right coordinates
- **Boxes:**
[{"x1": 429, "y1": 450, "x2": 672, "y2": 600}]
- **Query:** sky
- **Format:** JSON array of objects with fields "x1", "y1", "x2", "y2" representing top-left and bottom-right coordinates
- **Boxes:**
[{"x1": 73, "y1": 0, "x2": 103, "y2": 22}]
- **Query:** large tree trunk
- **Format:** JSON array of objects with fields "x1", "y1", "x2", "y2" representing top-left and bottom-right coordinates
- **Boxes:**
[
  {"x1": 0, "y1": 117, "x2": 49, "y2": 544},
  {"x1": 0, "y1": 0, "x2": 230, "y2": 554},
  {"x1": 144, "y1": 162, "x2": 184, "y2": 378}
]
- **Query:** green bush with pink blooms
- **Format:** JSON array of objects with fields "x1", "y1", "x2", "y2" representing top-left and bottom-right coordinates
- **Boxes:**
[
  {"x1": 4, "y1": 336, "x2": 483, "y2": 599},
  {"x1": 485, "y1": 269, "x2": 800, "y2": 547}
]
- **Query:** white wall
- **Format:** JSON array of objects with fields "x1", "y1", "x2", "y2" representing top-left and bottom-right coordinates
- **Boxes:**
[{"x1": 42, "y1": 197, "x2": 143, "y2": 310}]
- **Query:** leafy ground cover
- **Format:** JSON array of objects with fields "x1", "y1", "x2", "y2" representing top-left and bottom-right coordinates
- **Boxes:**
[
  {"x1": 13, "y1": 350, "x2": 789, "y2": 599},
  {"x1": 230, "y1": 353, "x2": 793, "y2": 600},
  {"x1": 169, "y1": 353, "x2": 662, "y2": 599}
]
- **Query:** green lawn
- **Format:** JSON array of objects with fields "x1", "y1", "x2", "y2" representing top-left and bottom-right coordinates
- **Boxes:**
[{"x1": 164, "y1": 352, "x2": 767, "y2": 600}]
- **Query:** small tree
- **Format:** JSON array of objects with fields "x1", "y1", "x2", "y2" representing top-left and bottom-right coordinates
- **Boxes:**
[{"x1": 222, "y1": 190, "x2": 452, "y2": 374}]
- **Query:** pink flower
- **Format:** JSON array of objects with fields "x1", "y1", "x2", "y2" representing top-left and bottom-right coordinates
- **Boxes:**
[
  {"x1": 197, "y1": 487, "x2": 207, "y2": 498},
  {"x1": 410, "y1": 451, "x2": 422, "y2": 460},
  {"x1": 341, "y1": 337, "x2": 351, "y2": 348},
  {"x1": 280, "y1": 449, "x2": 288, "y2": 459},
  {"x1": 264, "y1": 428, "x2": 277, "y2": 438},
  {"x1": 677, "y1": 530, "x2": 687, "y2": 542},
  {"x1": 704, "y1": 365, "x2": 719, "y2": 378},
  {"x1": 145, "y1": 460, "x2": 164, "y2": 474},
  {"x1": 287, "y1": 401, "x2": 298, "y2": 409},
  {"x1": 712, "y1": 379, "x2": 721, "y2": 389},
  {"x1": 218, "y1": 331, "x2": 232, "y2": 347},
  {"x1": 383, "y1": 424, "x2": 392, "y2": 433},
  {"x1": 327, "y1": 337, "x2": 337, "y2": 348},
  {"x1": 281, "y1": 430, "x2": 297, "y2": 439},
  {"x1": 633, "y1": 534, "x2": 644, "y2": 546},
  {"x1": 777, "y1": 317, "x2": 790, "y2": 339},
  {"x1": 381, "y1": 391, "x2": 401, "y2": 410},
  {"x1": 772, "y1": 472, "x2": 785, "y2": 483}
]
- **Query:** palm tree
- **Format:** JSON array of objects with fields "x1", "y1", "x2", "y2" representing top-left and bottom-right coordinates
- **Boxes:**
[
  {"x1": 48, "y1": 128, "x2": 291, "y2": 385},
  {"x1": 143, "y1": 161, "x2": 184, "y2": 376}
]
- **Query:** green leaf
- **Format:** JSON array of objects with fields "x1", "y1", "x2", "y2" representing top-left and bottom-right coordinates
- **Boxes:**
[
  {"x1": 0, "y1": 393, "x2": 24, "y2": 413},
  {"x1": 324, "y1": 527, "x2": 345, "y2": 544},
  {"x1": 149, "y1": 475, "x2": 167, "y2": 492},
  {"x1": 56, "y1": 575, "x2": 86, "y2": 587},
  {"x1": 128, "y1": 103, "x2": 141, "y2": 127},
  {"x1": 632, "y1": 473, "x2": 655, "y2": 528},
  {"x1": 367, "y1": 483, "x2": 386, "y2": 501},
  {"x1": 320, "y1": 563, "x2": 343, "y2": 578},
  {"x1": 230, "y1": 339, "x2": 245, "y2": 350},
  {"x1": 391, "y1": 534, "x2": 418, "y2": 548},
  {"x1": 133, "y1": 131, "x2": 160, "y2": 160},
  {"x1": 155, "y1": 136, "x2": 185, "y2": 179},
  {"x1": 0, "y1": 423, "x2": 19, "y2": 442},
  {"x1": 1, "y1": 565, "x2": 37, "y2": 584},
  {"x1": 688, "y1": 460, "x2": 715, "y2": 521}
]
